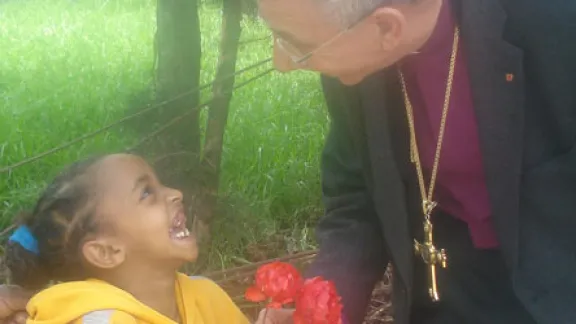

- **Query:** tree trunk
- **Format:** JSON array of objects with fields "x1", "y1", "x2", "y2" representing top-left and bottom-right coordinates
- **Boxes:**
[
  {"x1": 154, "y1": 0, "x2": 202, "y2": 199},
  {"x1": 196, "y1": 0, "x2": 243, "y2": 240}
]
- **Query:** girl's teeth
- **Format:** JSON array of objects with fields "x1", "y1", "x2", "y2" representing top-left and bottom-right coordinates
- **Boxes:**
[{"x1": 174, "y1": 228, "x2": 190, "y2": 239}]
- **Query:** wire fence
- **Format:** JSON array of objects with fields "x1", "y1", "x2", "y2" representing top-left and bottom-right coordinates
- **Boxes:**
[
  {"x1": 0, "y1": 57, "x2": 274, "y2": 174},
  {"x1": 128, "y1": 68, "x2": 275, "y2": 151}
]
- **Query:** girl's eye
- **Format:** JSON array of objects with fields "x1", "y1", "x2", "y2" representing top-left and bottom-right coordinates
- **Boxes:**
[{"x1": 140, "y1": 186, "x2": 154, "y2": 200}]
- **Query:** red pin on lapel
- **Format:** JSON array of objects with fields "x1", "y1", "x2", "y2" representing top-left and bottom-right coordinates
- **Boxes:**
[{"x1": 506, "y1": 73, "x2": 514, "y2": 82}]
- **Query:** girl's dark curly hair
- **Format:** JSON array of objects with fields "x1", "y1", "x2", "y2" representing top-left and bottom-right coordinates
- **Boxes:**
[{"x1": 4, "y1": 155, "x2": 105, "y2": 290}]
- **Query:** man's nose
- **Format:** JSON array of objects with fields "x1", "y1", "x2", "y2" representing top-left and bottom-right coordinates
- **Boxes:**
[{"x1": 273, "y1": 43, "x2": 297, "y2": 73}]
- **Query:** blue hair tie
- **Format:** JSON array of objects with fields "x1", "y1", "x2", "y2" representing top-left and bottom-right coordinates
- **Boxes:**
[{"x1": 9, "y1": 225, "x2": 39, "y2": 255}]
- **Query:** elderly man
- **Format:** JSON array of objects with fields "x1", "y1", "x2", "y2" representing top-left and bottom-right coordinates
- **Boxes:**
[
  {"x1": 0, "y1": 1, "x2": 575, "y2": 324},
  {"x1": 255, "y1": 0, "x2": 576, "y2": 323}
]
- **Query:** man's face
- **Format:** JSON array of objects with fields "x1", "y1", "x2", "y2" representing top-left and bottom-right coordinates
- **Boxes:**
[{"x1": 258, "y1": 0, "x2": 439, "y2": 85}]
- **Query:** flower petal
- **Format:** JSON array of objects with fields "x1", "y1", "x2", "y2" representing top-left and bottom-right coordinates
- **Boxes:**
[{"x1": 245, "y1": 286, "x2": 267, "y2": 302}]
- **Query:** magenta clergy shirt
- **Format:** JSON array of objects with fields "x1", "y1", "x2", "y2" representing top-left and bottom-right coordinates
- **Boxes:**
[{"x1": 399, "y1": 0, "x2": 498, "y2": 248}]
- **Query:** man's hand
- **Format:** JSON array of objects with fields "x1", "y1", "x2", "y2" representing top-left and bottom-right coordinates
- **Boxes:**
[
  {"x1": 254, "y1": 308, "x2": 294, "y2": 324},
  {"x1": 0, "y1": 285, "x2": 32, "y2": 324}
]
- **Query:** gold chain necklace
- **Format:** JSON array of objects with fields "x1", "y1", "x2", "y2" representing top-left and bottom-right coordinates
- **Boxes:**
[{"x1": 397, "y1": 26, "x2": 460, "y2": 302}]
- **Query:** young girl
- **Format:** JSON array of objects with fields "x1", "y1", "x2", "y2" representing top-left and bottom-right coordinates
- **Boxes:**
[{"x1": 4, "y1": 153, "x2": 251, "y2": 324}]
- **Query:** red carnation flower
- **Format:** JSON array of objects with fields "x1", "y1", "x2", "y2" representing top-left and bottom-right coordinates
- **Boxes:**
[
  {"x1": 293, "y1": 276, "x2": 343, "y2": 324},
  {"x1": 245, "y1": 261, "x2": 303, "y2": 308}
]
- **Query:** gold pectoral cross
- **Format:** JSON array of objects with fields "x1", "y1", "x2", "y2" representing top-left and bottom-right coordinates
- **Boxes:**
[{"x1": 413, "y1": 200, "x2": 447, "y2": 302}]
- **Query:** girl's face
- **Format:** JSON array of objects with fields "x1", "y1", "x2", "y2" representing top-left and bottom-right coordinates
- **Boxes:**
[{"x1": 90, "y1": 154, "x2": 198, "y2": 268}]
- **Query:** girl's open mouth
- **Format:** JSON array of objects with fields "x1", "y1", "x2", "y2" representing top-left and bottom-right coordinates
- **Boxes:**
[{"x1": 170, "y1": 210, "x2": 191, "y2": 240}]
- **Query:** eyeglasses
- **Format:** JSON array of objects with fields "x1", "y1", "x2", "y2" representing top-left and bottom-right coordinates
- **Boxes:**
[
  {"x1": 275, "y1": 28, "x2": 350, "y2": 66},
  {"x1": 274, "y1": 13, "x2": 369, "y2": 66}
]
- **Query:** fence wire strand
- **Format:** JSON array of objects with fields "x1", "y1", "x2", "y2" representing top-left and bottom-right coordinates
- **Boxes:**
[
  {"x1": 0, "y1": 58, "x2": 273, "y2": 174},
  {"x1": 238, "y1": 36, "x2": 270, "y2": 46},
  {"x1": 128, "y1": 67, "x2": 275, "y2": 151}
]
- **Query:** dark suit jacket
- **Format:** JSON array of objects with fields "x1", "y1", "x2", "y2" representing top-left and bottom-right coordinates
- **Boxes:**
[{"x1": 304, "y1": 0, "x2": 576, "y2": 323}]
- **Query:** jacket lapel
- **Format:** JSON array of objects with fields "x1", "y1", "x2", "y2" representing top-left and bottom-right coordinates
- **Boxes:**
[
  {"x1": 457, "y1": 0, "x2": 525, "y2": 267},
  {"x1": 356, "y1": 70, "x2": 414, "y2": 299}
]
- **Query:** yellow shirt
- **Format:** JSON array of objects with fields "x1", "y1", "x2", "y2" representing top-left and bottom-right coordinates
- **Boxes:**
[{"x1": 26, "y1": 273, "x2": 250, "y2": 324}]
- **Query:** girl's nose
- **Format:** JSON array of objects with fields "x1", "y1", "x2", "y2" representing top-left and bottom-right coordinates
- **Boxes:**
[{"x1": 167, "y1": 187, "x2": 183, "y2": 203}]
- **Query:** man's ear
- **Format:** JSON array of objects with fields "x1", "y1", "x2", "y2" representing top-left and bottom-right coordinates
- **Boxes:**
[
  {"x1": 369, "y1": 7, "x2": 406, "y2": 52},
  {"x1": 81, "y1": 237, "x2": 126, "y2": 270}
]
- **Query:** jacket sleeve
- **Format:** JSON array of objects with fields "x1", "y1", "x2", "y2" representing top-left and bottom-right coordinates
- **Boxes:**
[{"x1": 304, "y1": 76, "x2": 389, "y2": 324}]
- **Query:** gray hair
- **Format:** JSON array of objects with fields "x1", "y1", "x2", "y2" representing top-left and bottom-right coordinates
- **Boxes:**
[{"x1": 317, "y1": 0, "x2": 407, "y2": 27}]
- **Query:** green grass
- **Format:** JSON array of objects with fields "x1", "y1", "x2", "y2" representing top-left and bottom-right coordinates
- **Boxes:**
[{"x1": 0, "y1": 0, "x2": 327, "y2": 270}]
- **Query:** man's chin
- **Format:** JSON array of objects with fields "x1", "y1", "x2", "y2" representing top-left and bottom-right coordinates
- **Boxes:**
[{"x1": 337, "y1": 73, "x2": 367, "y2": 86}]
